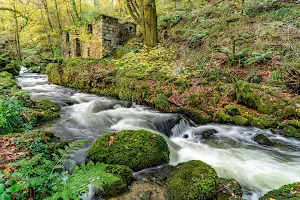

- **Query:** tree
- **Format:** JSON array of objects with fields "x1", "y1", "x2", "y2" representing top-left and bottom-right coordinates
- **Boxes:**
[
  {"x1": 0, "y1": 5, "x2": 28, "y2": 59},
  {"x1": 126, "y1": 0, "x2": 158, "y2": 47}
]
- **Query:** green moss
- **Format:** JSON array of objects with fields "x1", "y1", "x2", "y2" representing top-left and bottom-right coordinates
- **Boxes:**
[
  {"x1": 0, "y1": 63, "x2": 20, "y2": 76},
  {"x1": 283, "y1": 126, "x2": 300, "y2": 139},
  {"x1": 177, "y1": 107, "x2": 212, "y2": 124},
  {"x1": 233, "y1": 116, "x2": 249, "y2": 126},
  {"x1": 27, "y1": 100, "x2": 60, "y2": 126},
  {"x1": 288, "y1": 120, "x2": 300, "y2": 129},
  {"x1": 104, "y1": 164, "x2": 133, "y2": 186},
  {"x1": 224, "y1": 105, "x2": 240, "y2": 116},
  {"x1": 152, "y1": 94, "x2": 170, "y2": 111},
  {"x1": 219, "y1": 110, "x2": 233, "y2": 123},
  {"x1": 88, "y1": 130, "x2": 170, "y2": 171},
  {"x1": 256, "y1": 97, "x2": 275, "y2": 115},
  {"x1": 51, "y1": 162, "x2": 133, "y2": 198},
  {"x1": 259, "y1": 182, "x2": 300, "y2": 200},
  {"x1": 34, "y1": 100, "x2": 60, "y2": 112},
  {"x1": 167, "y1": 160, "x2": 219, "y2": 200},
  {"x1": 251, "y1": 115, "x2": 277, "y2": 129},
  {"x1": 235, "y1": 82, "x2": 260, "y2": 109},
  {"x1": 282, "y1": 106, "x2": 297, "y2": 119},
  {"x1": 184, "y1": 94, "x2": 203, "y2": 107},
  {"x1": 254, "y1": 133, "x2": 274, "y2": 146}
]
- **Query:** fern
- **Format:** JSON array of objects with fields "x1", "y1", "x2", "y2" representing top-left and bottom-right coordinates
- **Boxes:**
[
  {"x1": 9, "y1": 140, "x2": 87, "y2": 199},
  {"x1": 48, "y1": 162, "x2": 124, "y2": 200}
]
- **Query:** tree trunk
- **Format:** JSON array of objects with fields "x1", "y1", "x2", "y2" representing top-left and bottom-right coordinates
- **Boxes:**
[
  {"x1": 12, "y1": 4, "x2": 21, "y2": 59},
  {"x1": 71, "y1": 0, "x2": 80, "y2": 22},
  {"x1": 54, "y1": 0, "x2": 62, "y2": 29},
  {"x1": 143, "y1": 0, "x2": 157, "y2": 47},
  {"x1": 41, "y1": 0, "x2": 53, "y2": 29}
]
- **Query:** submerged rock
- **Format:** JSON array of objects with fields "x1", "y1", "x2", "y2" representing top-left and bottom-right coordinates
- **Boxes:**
[
  {"x1": 254, "y1": 133, "x2": 274, "y2": 146},
  {"x1": 217, "y1": 178, "x2": 243, "y2": 200},
  {"x1": 259, "y1": 182, "x2": 300, "y2": 200},
  {"x1": 133, "y1": 164, "x2": 175, "y2": 182},
  {"x1": 194, "y1": 129, "x2": 218, "y2": 140},
  {"x1": 167, "y1": 160, "x2": 219, "y2": 200},
  {"x1": 202, "y1": 129, "x2": 218, "y2": 139},
  {"x1": 88, "y1": 130, "x2": 170, "y2": 171}
]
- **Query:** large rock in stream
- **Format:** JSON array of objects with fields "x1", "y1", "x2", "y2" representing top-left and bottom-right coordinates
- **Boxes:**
[
  {"x1": 259, "y1": 182, "x2": 300, "y2": 200},
  {"x1": 254, "y1": 133, "x2": 274, "y2": 146},
  {"x1": 88, "y1": 130, "x2": 170, "y2": 171},
  {"x1": 167, "y1": 160, "x2": 219, "y2": 200}
]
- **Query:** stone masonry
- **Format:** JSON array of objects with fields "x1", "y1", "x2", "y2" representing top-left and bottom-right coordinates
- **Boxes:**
[{"x1": 61, "y1": 15, "x2": 136, "y2": 59}]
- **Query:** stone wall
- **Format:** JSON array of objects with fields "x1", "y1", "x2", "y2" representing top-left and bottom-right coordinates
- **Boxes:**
[
  {"x1": 101, "y1": 15, "x2": 120, "y2": 57},
  {"x1": 61, "y1": 15, "x2": 136, "y2": 59},
  {"x1": 119, "y1": 22, "x2": 137, "y2": 45}
]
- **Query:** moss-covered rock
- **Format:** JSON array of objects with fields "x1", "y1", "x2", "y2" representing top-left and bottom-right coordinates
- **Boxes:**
[
  {"x1": 176, "y1": 107, "x2": 212, "y2": 124},
  {"x1": 254, "y1": 133, "x2": 274, "y2": 146},
  {"x1": 224, "y1": 105, "x2": 241, "y2": 116},
  {"x1": 259, "y1": 182, "x2": 300, "y2": 200},
  {"x1": 217, "y1": 178, "x2": 243, "y2": 200},
  {"x1": 167, "y1": 160, "x2": 219, "y2": 200},
  {"x1": 233, "y1": 116, "x2": 249, "y2": 126},
  {"x1": 283, "y1": 126, "x2": 300, "y2": 139},
  {"x1": 0, "y1": 63, "x2": 20, "y2": 76},
  {"x1": 88, "y1": 130, "x2": 170, "y2": 171},
  {"x1": 51, "y1": 162, "x2": 133, "y2": 198},
  {"x1": 27, "y1": 100, "x2": 60, "y2": 126},
  {"x1": 251, "y1": 115, "x2": 277, "y2": 129},
  {"x1": 219, "y1": 110, "x2": 233, "y2": 123}
]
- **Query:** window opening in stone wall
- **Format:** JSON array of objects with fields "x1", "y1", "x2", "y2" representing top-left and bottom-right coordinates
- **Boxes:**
[
  {"x1": 75, "y1": 38, "x2": 81, "y2": 57},
  {"x1": 66, "y1": 33, "x2": 70, "y2": 42},
  {"x1": 129, "y1": 26, "x2": 133, "y2": 32},
  {"x1": 68, "y1": 51, "x2": 71, "y2": 57},
  {"x1": 88, "y1": 24, "x2": 93, "y2": 34},
  {"x1": 87, "y1": 48, "x2": 91, "y2": 57}
]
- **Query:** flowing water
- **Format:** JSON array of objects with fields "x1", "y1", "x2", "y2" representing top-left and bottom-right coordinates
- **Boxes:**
[{"x1": 17, "y1": 68, "x2": 300, "y2": 200}]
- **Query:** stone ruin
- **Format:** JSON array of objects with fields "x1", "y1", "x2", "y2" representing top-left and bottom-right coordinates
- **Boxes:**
[{"x1": 61, "y1": 15, "x2": 136, "y2": 59}]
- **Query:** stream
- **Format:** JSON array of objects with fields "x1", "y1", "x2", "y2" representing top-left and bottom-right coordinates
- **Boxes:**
[{"x1": 17, "y1": 68, "x2": 300, "y2": 200}]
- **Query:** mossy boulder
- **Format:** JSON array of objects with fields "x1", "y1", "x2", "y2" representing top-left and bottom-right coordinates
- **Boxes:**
[
  {"x1": 167, "y1": 160, "x2": 219, "y2": 200},
  {"x1": 219, "y1": 110, "x2": 233, "y2": 123},
  {"x1": 27, "y1": 100, "x2": 60, "y2": 125},
  {"x1": 224, "y1": 105, "x2": 241, "y2": 116},
  {"x1": 217, "y1": 178, "x2": 243, "y2": 200},
  {"x1": 34, "y1": 100, "x2": 60, "y2": 112},
  {"x1": 233, "y1": 116, "x2": 249, "y2": 126},
  {"x1": 283, "y1": 126, "x2": 300, "y2": 139},
  {"x1": 88, "y1": 130, "x2": 170, "y2": 171},
  {"x1": 259, "y1": 182, "x2": 300, "y2": 200},
  {"x1": 0, "y1": 63, "x2": 20, "y2": 76},
  {"x1": 51, "y1": 162, "x2": 133, "y2": 198},
  {"x1": 251, "y1": 115, "x2": 277, "y2": 129},
  {"x1": 254, "y1": 133, "x2": 274, "y2": 146}
]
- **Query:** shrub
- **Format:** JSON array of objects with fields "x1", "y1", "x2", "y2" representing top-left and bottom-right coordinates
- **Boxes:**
[{"x1": 88, "y1": 130, "x2": 170, "y2": 171}]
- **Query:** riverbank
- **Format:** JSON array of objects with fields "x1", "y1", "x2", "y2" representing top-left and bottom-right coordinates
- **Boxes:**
[{"x1": 46, "y1": 57, "x2": 300, "y2": 140}]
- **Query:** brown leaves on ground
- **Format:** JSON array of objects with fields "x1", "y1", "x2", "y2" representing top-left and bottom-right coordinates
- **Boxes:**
[{"x1": 0, "y1": 136, "x2": 28, "y2": 172}]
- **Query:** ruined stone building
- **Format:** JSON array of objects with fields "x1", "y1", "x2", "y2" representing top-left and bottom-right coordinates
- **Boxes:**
[{"x1": 61, "y1": 15, "x2": 136, "y2": 59}]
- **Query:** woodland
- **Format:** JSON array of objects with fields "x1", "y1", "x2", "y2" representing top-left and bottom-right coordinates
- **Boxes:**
[{"x1": 0, "y1": 0, "x2": 300, "y2": 199}]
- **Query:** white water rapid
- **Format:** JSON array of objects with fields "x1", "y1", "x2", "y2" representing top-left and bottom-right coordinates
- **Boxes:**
[{"x1": 17, "y1": 68, "x2": 300, "y2": 200}]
